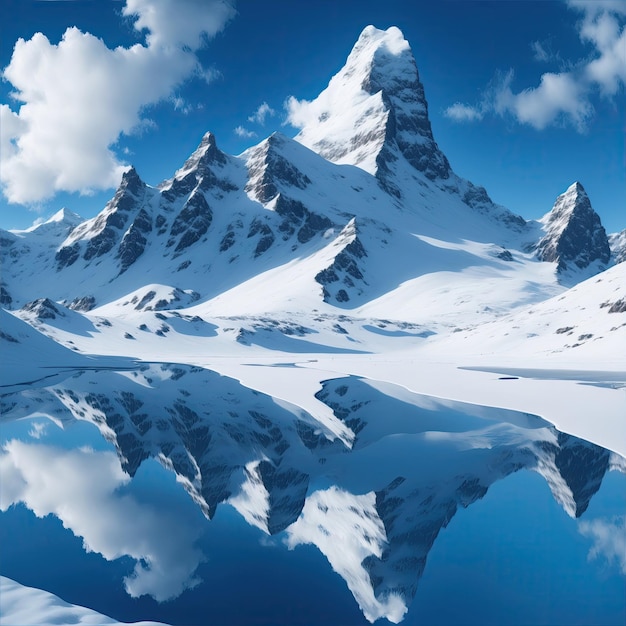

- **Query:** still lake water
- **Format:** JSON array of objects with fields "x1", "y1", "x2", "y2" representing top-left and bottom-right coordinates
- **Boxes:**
[{"x1": 1, "y1": 365, "x2": 624, "y2": 625}]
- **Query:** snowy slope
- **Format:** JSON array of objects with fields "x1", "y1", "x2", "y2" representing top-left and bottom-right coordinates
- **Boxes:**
[
  {"x1": 0, "y1": 576, "x2": 167, "y2": 626},
  {"x1": 424, "y1": 257, "x2": 626, "y2": 360}
]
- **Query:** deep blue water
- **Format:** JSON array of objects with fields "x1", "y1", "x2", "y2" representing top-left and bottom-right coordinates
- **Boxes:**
[{"x1": 1, "y1": 384, "x2": 625, "y2": 626}]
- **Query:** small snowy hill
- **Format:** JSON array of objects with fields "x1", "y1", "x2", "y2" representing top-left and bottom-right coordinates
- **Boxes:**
[
  {"x1": 0, "y1": 308, "x2": 93, "y2": 388},
  {"x1": 425, "y1": 259, "x2": 626, "y2": 361}
]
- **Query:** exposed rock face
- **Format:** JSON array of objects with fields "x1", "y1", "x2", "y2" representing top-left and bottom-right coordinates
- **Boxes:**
[
  {"x1": 536, "y1": 182, "x2": 611, "y2": 272},
  {"x1": 21, "y1": 298, "x2": 65, "y2": 320},
  {"x1": 274, "y1": 194, "x2": 333, "y2": 244},
  {"x1": 609, "y1": 229, "x2": 626, "y2": 265},
  {"x1": 167, "y1": 192, "x2": 212, "y2": 256},
  {"x1": 161, "y1": 132, "x2": 236, "y2": 200},
  {"x1": 67, "y1": 296, "x2": 96, "y2": 312},
  {"x1": 245, "y1": 133, "x2": 311, "y2": 204},
  {"x1": 118, "y1": 208, "x2": 153, "y2": 273},
  {"x1": 0, "y1": 285, "x2": 12, "y2": 306},
  {"x1": 315, "y1": 219, "x2": 368, "y2": 304},
  {"x1": 56, "y1": 167, "x2": 148, "y2": 270}
]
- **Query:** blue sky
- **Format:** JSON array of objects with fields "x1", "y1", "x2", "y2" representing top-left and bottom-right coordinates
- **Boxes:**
[{"x1": 1, "y1": 0, "x2": 624, "y2": 232}]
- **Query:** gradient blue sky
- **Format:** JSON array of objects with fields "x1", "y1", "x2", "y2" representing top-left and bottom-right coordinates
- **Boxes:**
[{"x1": 1, "y1": 0, "x2": 624, "y2": 232}]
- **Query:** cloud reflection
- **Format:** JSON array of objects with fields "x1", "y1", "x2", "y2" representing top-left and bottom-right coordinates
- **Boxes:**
[
  {"x1": 0, "y1": 440, "x2": 205, "y2": 601},
  {"x1": 579, "y1": 516, "x2": 626, "y2": 574}
]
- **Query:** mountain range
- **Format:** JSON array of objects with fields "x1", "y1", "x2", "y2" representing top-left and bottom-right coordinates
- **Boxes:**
[{"x1": 1, "y1": 26, "x2": 622, "y2": 321}]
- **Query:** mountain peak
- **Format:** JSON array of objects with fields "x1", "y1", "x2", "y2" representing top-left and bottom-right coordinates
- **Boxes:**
[
  {"x1": 536, "y1": 182, "x2": 610, "y2": 273},
  {"x1": 173, "y1": 131, "x2": 227, "y2": 181},
  {"x1": 119, "y1": 166, "x2": 145, "y2": 196},
  {"x1": 540, "y1": 182, "x2": 593, "y2": 226},
  {"x1": 561, "y1": 181, "x2": 587, "y2": 202},
  {"x1": 291, "y1": 25, "x2": 450, "y2": 184}
]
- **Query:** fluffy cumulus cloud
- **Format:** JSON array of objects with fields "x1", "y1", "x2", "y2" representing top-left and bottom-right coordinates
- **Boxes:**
[
  {"x1": 495, "y1": 69, "x2": 594, "y2": 131},
  {"x1": 0, "y1": 0, "x2": 236, "y2": 205},
  {"x1": 0, "y1": 440, "x2": 205, "y2": 601},
  {"x1": 445, "y1": 0, "x2": 626, "y2": 131},
  {"x1": 123, "y1": 0, "x2": 235, "y2": 49},
  {"x1": 234, "y1": 125, "x2": 257, "y2": 138},
  {"x1": 444, "y1": 102, "x2": 484, "y2": 122}
]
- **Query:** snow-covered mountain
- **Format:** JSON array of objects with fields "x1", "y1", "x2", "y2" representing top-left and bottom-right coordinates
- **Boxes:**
[
  {"x1": 2, "y1": 26, "x2": 617, "y2": 321},
  {"x1": 1, "y1": 24, "x2": 625, "y2": 626}
]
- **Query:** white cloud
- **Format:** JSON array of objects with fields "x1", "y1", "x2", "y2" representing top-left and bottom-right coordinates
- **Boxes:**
[
  {"x1": 579, "y1": 7, "x2": 626, "y2": 95},
  {"x1": 0, "y1": 440, "x2": 205, "y2": 601},
  {"x1": 531, "y1": 40, "x2": 551, "y2": 62},
  {"x1": 171, "y1": 95, "x2": 194, "y2": 115},
  {"x1": 0, "y1": 0, "x2": 235, "y2": 205},
  {"x1": 444, "y1": 102, "x2": 484, "y2": 122},
  {"x1": 446, "y1": 1, "x2": 626, "y2": 132},
  {"x1": 568, "y1": 0, "x2": 626, "y2": 17},
  {"x1": 284, "y1": 94, "x2": 324, "y2": 130},
  {"x1": 234, "y1": 125, "x2": 257, "y2": 138},
  {"x1": 123, "y1": 0, "x2": 236, "y2": 50},
  {"x1": 579, "y1": 516, "x2": 626, "y2": 574},
  {"x1": 495, "y1": 70, "x2": 594, "y2": 131},
  {"x1": 247, "y1": 101, "x2": 276, "y2": 125}
]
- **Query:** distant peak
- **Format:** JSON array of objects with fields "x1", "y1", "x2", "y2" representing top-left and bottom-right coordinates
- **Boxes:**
[
  {"x1": 199, "y1": 131, "x2": 218, "y2": 151},
  {"x1": 536, "y1": 182, "x2": 610, "y2": 272},
  {"x1": 545, "y1": 182, "x2": 592, "y2": 221},
  {"x1": 49, "y1": 207, "x2": 82, "y2": 224},
  {"x1": 25, "y1": 207, "x2": 83, "y2": 233}
]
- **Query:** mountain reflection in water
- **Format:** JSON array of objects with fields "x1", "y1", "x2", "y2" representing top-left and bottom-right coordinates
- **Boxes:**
[{"x1": 1, "y1": 363, "x2": 624, "y2": 625}]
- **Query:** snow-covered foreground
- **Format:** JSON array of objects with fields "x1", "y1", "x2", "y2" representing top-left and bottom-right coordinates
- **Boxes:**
[{"x1": 4, "y1": 261, "x2": 623, "y2": 457}]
